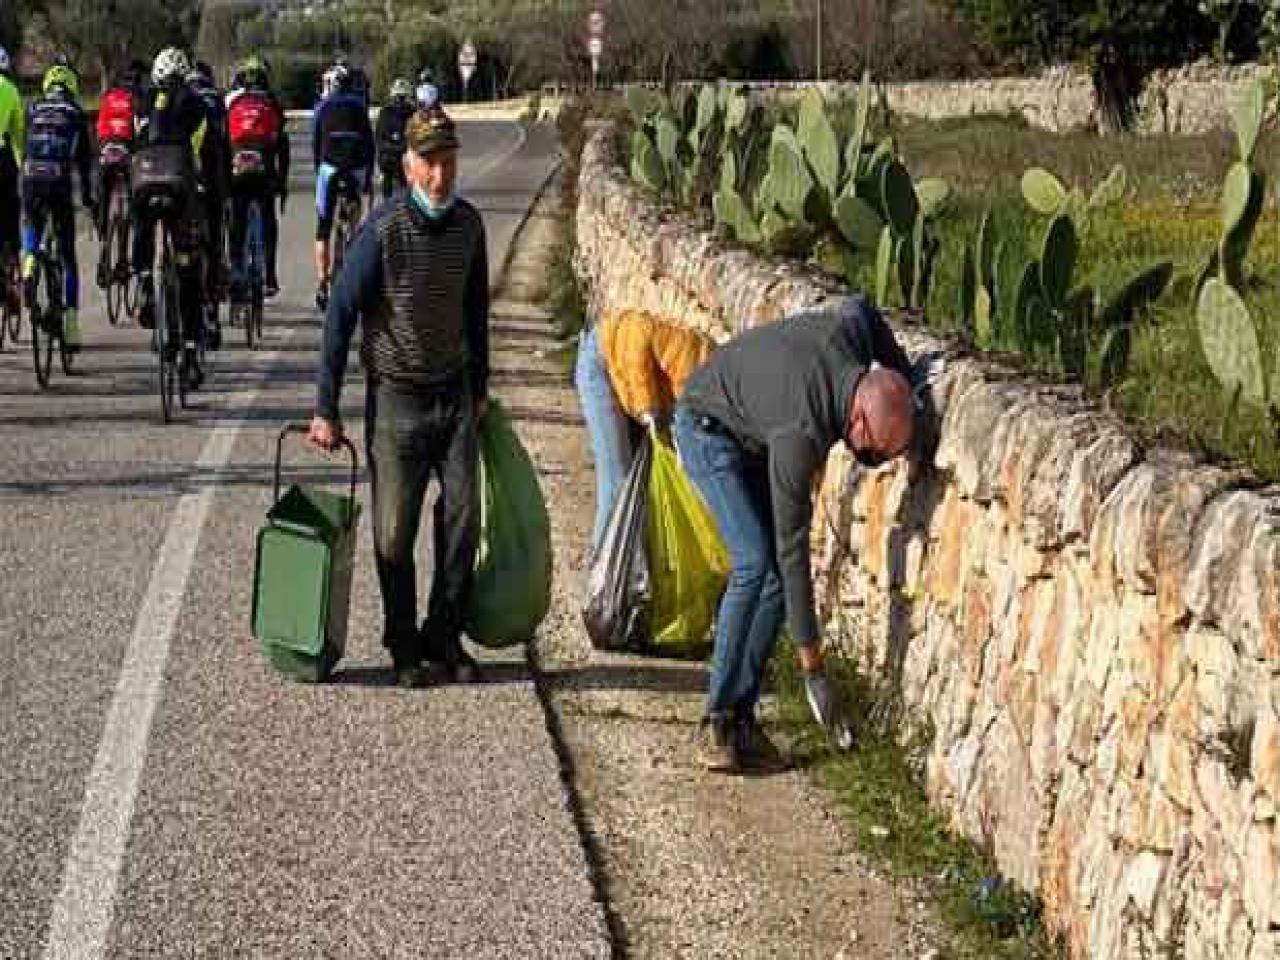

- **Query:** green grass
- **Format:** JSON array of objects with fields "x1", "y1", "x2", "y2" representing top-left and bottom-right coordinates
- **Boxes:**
[
  {"x1": 770, "y1": 648, "x2": 1068, "y2": 960},
  {"x1": 880, "y1": 114, "x2": 1280, "y2": 481},
  {"x1": 630, "y1": 100, "x2": 1280, "y2": 481}
]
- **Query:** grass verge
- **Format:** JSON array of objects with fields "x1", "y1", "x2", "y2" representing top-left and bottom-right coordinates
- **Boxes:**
[{"x1": 770, "y1": 647, "x2": 1068, "y2": 960}]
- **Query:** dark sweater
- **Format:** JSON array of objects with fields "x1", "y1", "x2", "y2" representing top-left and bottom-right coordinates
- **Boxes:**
[
  {"x1": 679, "y1": 295, "x2": 912, "y2": 647},
  {"x1": 316, "y1": 195, "x2": 489, "y2": 420}
]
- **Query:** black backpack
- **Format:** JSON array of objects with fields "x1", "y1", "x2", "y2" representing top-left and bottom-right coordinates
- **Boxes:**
[{"x1": 377, "y1": 104, "x2": 411, "y2": 170}]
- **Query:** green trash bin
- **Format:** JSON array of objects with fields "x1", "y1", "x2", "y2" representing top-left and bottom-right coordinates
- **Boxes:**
[{"x1": 251, "y1": 424, "x2": 361, "y2": 683}]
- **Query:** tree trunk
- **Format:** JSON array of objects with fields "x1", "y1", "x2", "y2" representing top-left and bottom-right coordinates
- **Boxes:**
[{"x1": 1091, "y1": 39, "x2": 1139, "y2": 135}]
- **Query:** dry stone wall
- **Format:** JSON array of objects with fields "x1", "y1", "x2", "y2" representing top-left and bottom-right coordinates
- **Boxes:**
[
  {"x1": 747, "y1": 62, "x2": 1276, "y2": 134},
  {"x1": 575, "y1": 123, "x2": 1280, "y2": 960}
]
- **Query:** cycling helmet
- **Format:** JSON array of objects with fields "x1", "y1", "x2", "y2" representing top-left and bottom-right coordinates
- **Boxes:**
[
  {"x1": 390, "y1": 78, "x2": 413, "y2": 103},
  {"x1": 152, "y1": 47, "x2": 190, "y2": 87},
  {"x1": 238, "y1": 54, "x2": 269, "y2": 88},
  {"x1": 416, "y1": 80, "x2": 439, "y2": 111},
  {"x1": 0, "y1": 46, "x2": 10, "y2": 74},
  {"x1": 43, "y1": 64, "x2": 80, "y2": 99},
  {"x1": 329, "y1": 62, "x2": 352, "y2": 91}
]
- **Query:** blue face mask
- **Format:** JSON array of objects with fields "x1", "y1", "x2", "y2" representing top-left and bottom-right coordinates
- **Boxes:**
[{"x1": 411, "y1": 185, "x2": 456, "y2": 220}]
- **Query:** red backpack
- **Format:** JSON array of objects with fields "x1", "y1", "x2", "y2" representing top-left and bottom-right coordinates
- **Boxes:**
[
  {"x1": 97, "y1": 87, "x2": 135, "y2": 144},
  {"x1": 228, "y1": 91, "x2": 281, "y2": 148}
]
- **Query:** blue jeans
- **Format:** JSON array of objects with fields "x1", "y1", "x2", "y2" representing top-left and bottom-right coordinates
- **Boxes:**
[
  {"x1": 574, "y1": 325, "x2": 633, "y2": 551},
  {"x1": 672, "y1": 405, "x2": 786, "y2": 718}
]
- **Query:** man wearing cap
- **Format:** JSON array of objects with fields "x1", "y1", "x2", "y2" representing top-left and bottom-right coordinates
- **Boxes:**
[{"x1": 310, "y1": 108, "x2": 490, "y2": 689}]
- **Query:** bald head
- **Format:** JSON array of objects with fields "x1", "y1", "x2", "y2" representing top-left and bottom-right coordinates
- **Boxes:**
[{"x1": 847, "y1": 367, "x2": 914, "y2": 465}]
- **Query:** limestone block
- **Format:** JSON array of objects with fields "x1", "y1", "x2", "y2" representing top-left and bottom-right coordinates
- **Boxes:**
[
  {"x1": 1187, "y1": 491, "x2": 1270, "y2": 629},
  {"x1": 1060, "y1": 429, "x2": 1140, "y2": 545}
]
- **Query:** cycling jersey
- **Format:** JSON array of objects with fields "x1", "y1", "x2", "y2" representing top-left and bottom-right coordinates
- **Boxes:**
[
  {"x1": 97, "y1": 87, "x2": 137, "y2": 144},
  {"x1": 311, "y1": 91, "x2": 373, "y2": 171},
  {"x1": 0, "y1": 74, "x2": 24, "y2": 164},
  {"x1": 23, "y1": 95, "x2": 92, "y2": 199}
]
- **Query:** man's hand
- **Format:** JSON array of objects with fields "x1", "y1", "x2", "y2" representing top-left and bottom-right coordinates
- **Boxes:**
[{"x1": 308, "y1": 415, "x2": 344, "y2": 452}]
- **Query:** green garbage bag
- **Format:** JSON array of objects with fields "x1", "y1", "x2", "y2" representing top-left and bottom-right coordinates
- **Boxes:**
[
  {"x1": 464, "y1": 400, "x2": 553, "y2": 646},
  {"x1": 646, "y1": 431, "x2": 728, "y2": 649}
]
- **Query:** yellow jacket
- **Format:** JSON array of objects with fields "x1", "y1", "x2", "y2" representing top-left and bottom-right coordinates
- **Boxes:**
[{"x1": 597, "y1": 309, "x2": 714, "y2": 419}]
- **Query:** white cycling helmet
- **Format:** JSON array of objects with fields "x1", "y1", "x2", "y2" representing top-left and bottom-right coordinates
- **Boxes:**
[
  {"x1": 0, "y1": 46, "x2": 10, "y2": 74},
  {"x1": 152, "y1": 47, "x2": 190, "y2": 87},
  {"x1": 389, "y1": 78, "x2": 413, "y2": 102},
  {"x1": 416, "y1": 81, "x2": 439, "y2": 110}
]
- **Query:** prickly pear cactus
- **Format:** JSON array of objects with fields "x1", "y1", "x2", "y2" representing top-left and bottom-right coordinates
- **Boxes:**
[
  {"x1": 767, "y1": 128, "x2": 814, "y2": 221},
  {"x1": 881, "y1": 160, "x2": 918, "y2": 236},
  {"x1": 1022, "y1": 168, "x2": 1067, "y2": 216},
  {"x1": 844, "y1": 70, "x2": 873, "y2": 186},
  {"x1": 1039, "y1": 215, "x2": 1078, "y2": 308},
  {"x1": 797, "y1": 88, "x2": 840, "y2": 197},
  {"x1": 631, "y1": 130, "x2": 666, "y2": 194},
  {"x1": 1101, "y1": 262, "x2": 1173, "y2": 327},
  {"x1": 1198, "y1": 277, "x2": 1266, "y2": 405},
  {"x1": 875, "y1": 227, "x2": 894, "y2": 306},
  {"x1": 915, "y1": 178, "x2": 951, "y2": 220},
  {"x1": 1234, "y1": 79, "x2": 1266, "y2": 163},
  {"x1": 834, "y1": 195, "x2": 883, "y2": 250}
]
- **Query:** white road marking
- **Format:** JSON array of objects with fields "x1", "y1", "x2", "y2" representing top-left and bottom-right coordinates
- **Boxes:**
[
  {"x1": 39, "y1": 350, "x2": 284, "y2": 960},
  {"x1": 39, "y1": 118, "x2": 530, "y2": 959}
]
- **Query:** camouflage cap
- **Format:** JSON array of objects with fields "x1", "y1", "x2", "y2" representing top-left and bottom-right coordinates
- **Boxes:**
[{"x1": 407, "y1": 107, "x2": 460, "y2": 156}]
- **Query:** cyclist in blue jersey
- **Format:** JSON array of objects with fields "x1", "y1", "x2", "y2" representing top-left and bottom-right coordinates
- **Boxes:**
[{"x1": 311, "y1": 62, "x2": 373, "y2": 310}]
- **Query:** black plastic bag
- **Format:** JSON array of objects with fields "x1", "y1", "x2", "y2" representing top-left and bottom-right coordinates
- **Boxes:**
[{"x1": 583, "y1": 432, "x2": 653, "y2": 652}]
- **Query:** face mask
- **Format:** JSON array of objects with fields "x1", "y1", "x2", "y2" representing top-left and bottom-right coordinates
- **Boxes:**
[{"x1": 411, "y1": 184, "x2": 455, "y2": 220}]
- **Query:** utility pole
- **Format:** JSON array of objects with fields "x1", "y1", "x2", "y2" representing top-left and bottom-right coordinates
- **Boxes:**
[{"x1": 816, "y1": 0, "x2": 823, "y2": 81}]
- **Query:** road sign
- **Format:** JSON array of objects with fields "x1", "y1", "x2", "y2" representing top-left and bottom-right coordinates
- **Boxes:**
[
  {"x1": 588, "y1": 37, "x2": 604, "y2": 58},
  {"x1": 458, "y1": 39, "x2": 477, "y2": 88}
]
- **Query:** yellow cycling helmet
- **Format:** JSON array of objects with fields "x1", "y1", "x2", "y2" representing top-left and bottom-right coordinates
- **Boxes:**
[{"x1": 43, "y1": 64, "x2": 80, "y2": 99}]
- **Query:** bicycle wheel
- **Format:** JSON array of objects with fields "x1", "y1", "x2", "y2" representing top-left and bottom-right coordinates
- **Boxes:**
[
  {"x1": 105, "y1": 189, "x2": 130, "y2": 326},
  {"x1": 30, "y1": 256, "x2": 53, "y2": 389},
  {"x1": 56, "y1": 260, "x2": 74, "y2": 376},
  {"x1": 3, "y1": 247, "x2": 21, "y2": 344},
  {"x1": 0, "y1": 249, "x2": 10, "y2": 351},
  {"x1": 248, "y1": 200, "x2": 265, "y2": 348},
  {"x1": 154, "y1": 223, "x2": 177, "y2": 423}
]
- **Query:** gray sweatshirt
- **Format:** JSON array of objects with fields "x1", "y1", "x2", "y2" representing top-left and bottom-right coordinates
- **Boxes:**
[{"x1": 678, "y1": 296, "x2": 912, "y2": 647}]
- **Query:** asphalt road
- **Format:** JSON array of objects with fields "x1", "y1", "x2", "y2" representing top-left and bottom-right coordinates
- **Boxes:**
[{"x1": 0, "y1": 121, "x2": 612, "y2": 959}]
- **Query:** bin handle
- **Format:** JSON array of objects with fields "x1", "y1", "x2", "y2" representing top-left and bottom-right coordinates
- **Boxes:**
[{"x1": 274, "y1": 424, "x2": 359, "y2": 531}]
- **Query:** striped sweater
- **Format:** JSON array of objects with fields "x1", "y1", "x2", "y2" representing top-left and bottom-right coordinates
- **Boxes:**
[{"x1": 316, "y1": 195, "x2": 489, "y2": 420}]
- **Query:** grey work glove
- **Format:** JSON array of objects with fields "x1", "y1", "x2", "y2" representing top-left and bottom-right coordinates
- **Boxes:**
[{"x1": 803, "y1": 669, "x2": 857, "y2": 752}]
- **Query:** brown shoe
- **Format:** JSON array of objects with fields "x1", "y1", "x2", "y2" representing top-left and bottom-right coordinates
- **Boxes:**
[
  {"x1": 697, "y1": 715, "x2": 741, "y2": 773},
  {"x1": 735, "y1": 714, "x2": 791, "y2": 773}
]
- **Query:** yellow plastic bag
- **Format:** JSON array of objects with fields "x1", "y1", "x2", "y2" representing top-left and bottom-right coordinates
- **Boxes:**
[{"x1": 646, "y1": 432, "x2": 728, "y2": 649}]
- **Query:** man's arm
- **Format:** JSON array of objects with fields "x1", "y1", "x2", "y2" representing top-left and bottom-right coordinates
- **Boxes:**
[
  {"x1": 464, "y1": 217, "x2": 490, "y2": 404},
  {"x1": 769, "y1": 433, "x2": 825, "y2": 649},
  {"x1": 315, "y1": 220, "x2": 382, "y2": 420},
  {"x1": 75, "y1": 110, "x2": 94, "y2": 209},
  {"x1": 844, "y1": 294, "x2": 912, "y2": 377},
  {"x1": 310, "y1": 101, "x2": 324, "y2": 172}
]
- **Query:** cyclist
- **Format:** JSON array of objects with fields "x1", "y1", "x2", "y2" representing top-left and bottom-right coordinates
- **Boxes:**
[
  {"x1": 132, "y1": 47, "x2": 220, "y2": 379},
  {"x1": 226, "y1": 55, "x2": 289, "y2": 301},
  {"x1": 416, "y1": 67, "x2": 440, "y2": 111},
  {"x1": 95, "y1": 60, "x2": 144, "y2": 290},
  {"x1": 187, "y1": 60, "x2": 230, "y2": 314},
  {"x1": 20, "y1": 61, "x2": 94, "y2": 353},
  {"x1": 375, "y1": 78, "x2": 414, "y2": 200},
  {"x1": 0, "y1": 46, "x2": 24, "y2": 310},
  {"x1": 311, "y1": 61, "x2": 373, "y2": 310}
]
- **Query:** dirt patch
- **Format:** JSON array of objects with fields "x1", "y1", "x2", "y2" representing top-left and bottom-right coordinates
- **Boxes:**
[{"x1": 491, "y1": 168, "x2": 945, "y2": 960}]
